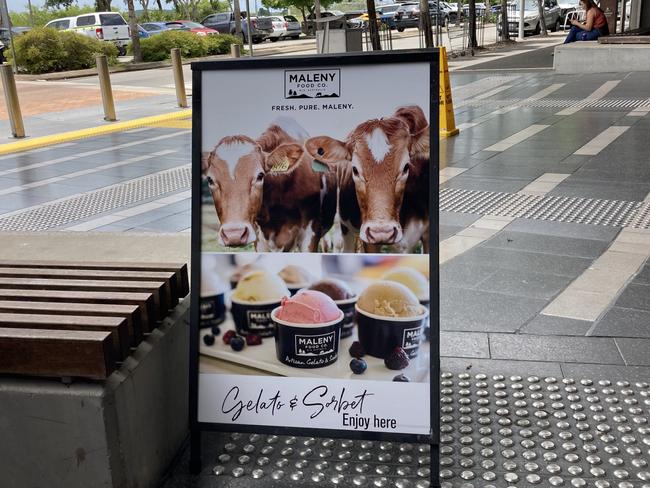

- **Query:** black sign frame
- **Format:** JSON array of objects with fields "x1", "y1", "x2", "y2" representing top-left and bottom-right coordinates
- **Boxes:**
[{"x1": 189, "y1": 50, "x2": 440, "y2": 485}]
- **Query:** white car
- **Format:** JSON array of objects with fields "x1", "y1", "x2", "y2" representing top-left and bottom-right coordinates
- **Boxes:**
[
  {"x1": 265, "y1": 15, "x2": 302, "y2": 41},
  {"x1": 45, "y1": 12, "x2": 131, "y2": 55}
]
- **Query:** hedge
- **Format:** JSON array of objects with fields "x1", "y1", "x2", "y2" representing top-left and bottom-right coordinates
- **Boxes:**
[
  {"x1": 134, "y1": 31, "x2": 242, "y2": 62},
  {"x1": 7, "y1": 27, "x2": 118, "y2": 74}
]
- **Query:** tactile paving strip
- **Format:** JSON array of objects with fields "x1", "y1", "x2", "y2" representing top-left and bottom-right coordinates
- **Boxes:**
[
  {"x1": 0, "y1": 165, "x2": 190, "y2": 231},
  {"x1": 209, "y1": 373, "x2": 650, "y2": 488},
  {"x1": 440, "y1": 188, "x2": 647, "y2": 229},
  {"x1": 457, "y1": 98, "x2": 650, "y2": 110}
]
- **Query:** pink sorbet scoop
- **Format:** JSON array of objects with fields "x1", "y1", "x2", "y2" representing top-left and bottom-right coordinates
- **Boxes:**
[{"x1": 276, "y1": 290, "x2": 341, "y2": 324}]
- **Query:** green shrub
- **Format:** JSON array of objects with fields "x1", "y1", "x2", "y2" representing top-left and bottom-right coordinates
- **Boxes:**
[
  {"x1": 8, "y1": 27, "x2": 119, "y2": 74},
  {"x1": 136, "y1": 30, "x2": 206, "y2": 61},
  {"x1": 136, "y1": 31, "x2": 243, "y2": 61},
  {"x1": 203, "y1": 34, "x2": 243, "y2": 55}
]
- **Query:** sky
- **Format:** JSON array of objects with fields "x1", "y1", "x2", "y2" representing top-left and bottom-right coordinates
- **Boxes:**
[{"x1": 8, "y1": 0, "x2": 95, "y2": 12}]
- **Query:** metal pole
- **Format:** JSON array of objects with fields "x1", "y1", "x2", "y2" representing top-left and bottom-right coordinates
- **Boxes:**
[
  {"x1": 27, "y1": 0, "x2": 34, "y2": 26},
  {"x1": 0, "y1": 64, "x2": 25, "y2": 138},
  {"x1": 231, "y1": 43, "x2": 241, "y2": 57},
  {"x1": 518, "y1": 0, "x2": 525, "y2": 40},
  {"x1": 244, "y1": 0, "x2": 253, "y2": 56},
  {"x1": 0, "y1": 0, "x2": 16, "y2": 74},
  {"x1": 620, "y1": 0, "x2": 627, "y2": 32},
  {"x1": 95, "y1": 55, "x2": 116, "y2": 122},
  {"x1": 170, "y1": 48, "x2": 187, "y2": 108}
]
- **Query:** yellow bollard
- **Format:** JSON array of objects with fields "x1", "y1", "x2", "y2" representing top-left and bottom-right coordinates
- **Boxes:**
[
  {"x1": 439, "y1": 46, "x2": 459, "y2": 139},
  {"x1": 0, "y1": 64, "x2": 25, "y2": 138},
  {"x1": 96, "y1": 55, "x2": 116, "y2": 122},
  {"x1": 171, "y1": 48, "x2": 188, "y2": 108}
]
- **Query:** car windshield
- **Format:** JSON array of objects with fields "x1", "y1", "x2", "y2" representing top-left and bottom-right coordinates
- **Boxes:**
[
  {"x1": 510, "y1": 0, "x2": 539, "y2": 10},
  {"x1": 270, "y1": 17, "x2": 283, "y2": 21},
  {"x1": 179, "y1": 21, "x2": 205, "y2": 28},
  {"x1": 285, "y1": 15, "x2": 298, "y2": 21}
]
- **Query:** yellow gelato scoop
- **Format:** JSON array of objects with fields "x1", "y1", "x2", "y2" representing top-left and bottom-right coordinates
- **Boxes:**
[
  {"x1": 232, "y1": 270, "x2": 290, "y2": 303},
  {"x1": 381, "y1": 267, "x2": 429, "y2": 301},
  {"x1": 357, "y1": 280, "x2": 421, "y2": 318}
]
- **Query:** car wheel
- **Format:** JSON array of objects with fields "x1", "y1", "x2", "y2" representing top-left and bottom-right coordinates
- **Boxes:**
[
  {"x1": 533, "y1": 22, "x2": 541, "y2": 35},
  {"x1": 552, "y1": 18, "x2": 561, "y2": 32},
  {"x1": 270, "y1": 37, "x2": 279, "y2": 42},
  {"x1": 397, "y1": 27, "x2": 404, "y2": 32},
  {"x1": 252, "y1": 38, "x2": 262, "y2": 44},
  {"x1": 118, "y1": 46, "x2": 127, "y2": 56},
  {"x1": 291, "y1": 35, "x2": 299, "y2": 39}
]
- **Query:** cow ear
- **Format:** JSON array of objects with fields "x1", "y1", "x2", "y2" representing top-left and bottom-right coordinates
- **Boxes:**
[
  {"x1": 304, "y1": 136, "x2": 350, "y2": 165},
  {"x1": 394, "y1": 106, "x2": 429, "y2": 159},
  {"x1": 201, "y1": 151, "x2": 213, "y2": 174},
  {"x1": 264, "y1": 143, "x2": 303, "y2": 174}
]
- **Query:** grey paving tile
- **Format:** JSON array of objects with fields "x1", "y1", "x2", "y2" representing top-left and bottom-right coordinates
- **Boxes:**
[
  {"x1": 440, "y1": 263, "x2": 498, "y2": 289},
  {"x1": 504, "y1": 219, "x2": 619, "y2": 242},
  {"x1": 450, "y1": 246, "x2": 593, "y2": 278},
  {"x1": 519, "y1": 315, "x2": 593, "y2": 336},
  {"x1": 489, "y1": 334, "x2": 624, "y2": 365},
  {"x1": 459, "y1": 164, "x2": 547, "y2": 181},
  {"x1": 440, "y1": 331, "x2": 490, "y2": 359},
  {"x1": 475, "y1": 268, "x2": 572, "y2": 300},
  {"x1": 561, "y1": 363, "x2": 650, "y2": 383},
  {"x1": 439, "y1": 224, "x2": 463, "y2": 240},
  {"x1": 551, "y1": 180, "x2": 650, "y2": 201},
  {"x1": 128, "y1": 212, "x2": 191, "y2": 233},
  {"x1": 615, "y1": 338, "x2": 650, "y2": 367},
  {"x1": 635, "y1": 265, "x2": 650, "y2": 285},
  {"x1": 441, "y1": 176, "x2": 530, "y2": 193},
  {"x1": 54, "y1": 174, "x2": 125, "y2": 190},
  {"x1": 591, "y1": 307, "x2": 650, "y2": 339},
  {"x1": 441, "y1": 287, "x2": 546, "y2": 333},
  {"x1": 441, "y1": 357, "x2": 564, "y2": 378},
  {"x1": 439, "y1": 211, "x2": 481, "y2": 227},
  {"x1": 614, "y1": 283, "x2": 650, "y2": 311},
  {"x1": 483, "y1": 231, "x2": 609, "y2": 259}
]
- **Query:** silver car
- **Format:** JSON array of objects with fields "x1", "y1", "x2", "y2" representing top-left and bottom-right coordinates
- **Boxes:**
[{"x1": 503, "y1": 0, "x2": 562, "y2": 35}]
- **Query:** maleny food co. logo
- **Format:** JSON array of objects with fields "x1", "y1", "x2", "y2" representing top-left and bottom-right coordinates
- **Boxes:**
[
  {"x1": 285, "y1": 69, "x2": 340, "y2": 99},
  {"x1": 295, "y1": 332, "x2": 336, "y2": 356},
  {"x1": 402, "y1": 326, "x2": 422, "y2": 350}
]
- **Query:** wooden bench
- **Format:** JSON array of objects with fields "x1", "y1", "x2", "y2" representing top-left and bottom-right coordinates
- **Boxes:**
[{"x1": 0, "y1": 261, "x2": 189, "y2": 381}]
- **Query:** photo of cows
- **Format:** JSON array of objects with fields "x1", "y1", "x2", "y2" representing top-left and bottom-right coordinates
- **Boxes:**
[{"x1": 201, "y1": 105, "x2": 430, "y2": 254}]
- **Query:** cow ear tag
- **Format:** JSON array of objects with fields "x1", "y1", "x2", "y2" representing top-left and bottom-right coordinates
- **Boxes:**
[
  {"x1": 312, "y1": 159, "x2": 328, "y2": 173},
  {"x1": 269, "y1": 157, "x2": 290, "y2": 173}
]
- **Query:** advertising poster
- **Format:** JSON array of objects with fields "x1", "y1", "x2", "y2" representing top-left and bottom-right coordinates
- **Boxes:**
[{"x1": 190, "y1": 52, "x2": 439, "y2": 466}]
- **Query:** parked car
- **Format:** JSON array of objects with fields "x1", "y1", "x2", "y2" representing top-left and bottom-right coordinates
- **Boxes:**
[
  {"x1": 137, "y1": 25, "x2": 150, "y2": 38},
  {"x1": 499, "y1": 0, "x2": 562, "y2": 35},
  {"x1": 441, "y1": 1, "x2": 463, "y2": 22},
  {"x1": 45, "y1": 12, "x2": 130, "y2": 55},
  {"x1": 141, "y1": 22, "x2": 174, "y2": 35},
  {"x1": 462, "y1": 2, "x2": 487, "y2": 17},
  {"x1": 264, "y1": 15, "x2": 301, "y2": 40},
  {"x1": 378, "y1": 4, "x2": 402, "y2": 29},
  {"x1": 304, "y1": 10, "x2": 347, "y2": 35},
  {"x1": 0, "y1": 27, "x2": 30, "y2": 63},
  {"x1": 394, "y1": 1, "x2": 450, "y2": 32},
  {"x1": 201, "y1": 12, "x2": 272, "y2": 43},
  {"x1": 164, "y1": 20, "x2": 218, "y2": 36}
]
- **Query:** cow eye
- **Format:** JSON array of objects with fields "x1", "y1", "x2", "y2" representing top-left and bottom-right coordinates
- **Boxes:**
[
  {"x1": 206, "y1": 176, "x2": 214, "y2": 186},
  {"x1": 402, "y1": 165, "x2": 410, "y2": 175},
  {"x1": 352, "y1": 166, "x2": 360, "y2": 177},
  {"x1": 256, "y1": 172, "x2": 264, "y2": 182}
]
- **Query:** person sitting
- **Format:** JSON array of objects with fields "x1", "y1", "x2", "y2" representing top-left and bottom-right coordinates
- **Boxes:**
[{"x1": 564, "y1": 0, "x2": 609, "y2": 43}]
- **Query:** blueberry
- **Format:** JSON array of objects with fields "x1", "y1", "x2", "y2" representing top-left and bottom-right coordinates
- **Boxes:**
[
  {"x1": 203, "y1": 334, "x2": 215, "y2": 346},
  {"x1": 393, "y1": 374, "x2": 410, "y2": 382},
  {"x1": 350, "y1": 358, "x2": 367, "y2": 375},
  {"x1": 211, "y1": 325, "x2": 221, "y2": 336},
  {"x1": 230, "y1": 336, "x2": 245, "y2": 352}
]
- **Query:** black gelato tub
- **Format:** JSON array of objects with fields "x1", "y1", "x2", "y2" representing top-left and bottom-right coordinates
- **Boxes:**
[
  {"x1": 336, "y1": 295, "x2": 358, "y2": 338},
  {"x1": 356, "y1": 305, "x2": 429, "y2": 360},
  {"x1": 272, "y1": 307, "x2": 344, "y2": 369},
  {"x1": 200, "y1": 292, "x2": 226, "y2": 328},
  {"x1": 231, "y1": 297, "x2": 281, "y2": 337}
]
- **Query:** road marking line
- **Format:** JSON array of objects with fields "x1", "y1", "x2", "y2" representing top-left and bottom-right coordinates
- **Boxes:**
[
  {"x1": 440, "y1": 167, "x2": 468, "y2": 184},
  {"x1": 518, "y1": 173, "x2": 570, "y2": 196},
  {"x1": 0, "y1": 150, "x2": 176, "y2": 196},
  {"x1": 473, "y1": 84, "x2": 512, "y2": 100},
  {"x1": 0, "y1": 110, "x2": 191, "y2": 156},
  {"x1": 458, "y1": 83, "x2": 564, "y2": 130},
  {"x1": 556, "y1": 80, "x2": 620, "y2": 116},
  {"x1": 573, "y1": 126, "x2": 629, "y2": 156},
  {"x1": 485, "y1": 124, "x2": 550, "y2": 152},
  {"x1": 627, "y1": 98, "x2": 650, "y2": 117},
  {"x1": 440, "y1": 215, "x2": 514, "y2": 264},
  {"x1": 0, "y1": 131, "x2": 186, "y2": 177},
  {"x1": 64, "y1": 190, "x2": 192, "y2": 231},
  {"x1": 542, "y1": 228, "x2": 650, "y2": 322}
]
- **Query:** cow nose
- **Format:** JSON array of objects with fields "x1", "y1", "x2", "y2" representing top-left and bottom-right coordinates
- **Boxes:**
[
  {"x1": 220, "y1": 224, "x2": 251, "y2": 247},
  {"x1": 363, "y1": 221, "x2": 402, "y2": 245}
]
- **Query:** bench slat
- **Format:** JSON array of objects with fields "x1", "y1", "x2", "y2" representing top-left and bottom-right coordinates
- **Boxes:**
[
  {"x1": 0, "y1": 289, "x2": 155, "y2": 333},
  {"x1": 0, "y1": 327, "x2": 115, "y2": 380},
  {"x1": 0, "y1": 313, "x2": 129, "y2": 360},
  {"x1": 0, "y1": 278, "x2": 168, "y2": 320},
  {"x1": 0, "y1": 260, "x2": 189, "y2": 298},
  {"x1": 0, "y1": 300, "x2": 142, "y2": 345}
]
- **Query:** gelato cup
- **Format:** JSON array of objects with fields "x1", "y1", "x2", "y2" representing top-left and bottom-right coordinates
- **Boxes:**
[
  {"x1": 356, "y1": 281, "x2": 428, "y2": 359},
  {"x1": 308, "y1": 278, "x2": 357, "y2": 338},
  {"x1": 272, "y1": 290, "x2": 344, "y2": 369},
  {"x1": 231, "y1": 270, "x2": 290, "y2": 337},
  {"x1": 278, "y1": 265, "x2": 314, "y2": 296},
  {"x1": 229, "y1": 263, "x2": 263, "y2": 290},
  {"x1": 200, "y1": 260, "x2": 228, "y2": 328},
  {"x1": 381, "y1": 267, "x2": 430, "y2": 310}
]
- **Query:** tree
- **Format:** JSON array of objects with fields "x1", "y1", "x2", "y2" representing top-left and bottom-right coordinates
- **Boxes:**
[
  {"x1": 138, "y1": 0, "x2": 150, "y2": 19},
  {"x1": 500, "y1": 0, "x2": 509, "y2": 40},
  {"x1": 45, "y1": 0, "x2": 75, "y2": 8},
  {"x1": 126, "y1": 0, "x2": 142, "y2": 61},
  {"x1": 233, "y1": 0, "x2": 242, "y2": 41},
  {"x1": 536, "y1": 0, "x2": 547, "y2": 35},
  {"x1": 367, "y1": 0, "x2": 381, "y2": 50},
  {"x1": 262, "y1": 0, "x2": 334, "y2": 29},
  {"x1": 95, "y1": 0, "x2": 111, "y2": 11},
  {"x1": 468, "y1": 0, "x2": 477, "y2": 51}
]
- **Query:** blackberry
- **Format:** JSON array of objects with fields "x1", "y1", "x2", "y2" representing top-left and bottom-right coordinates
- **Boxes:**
[
  {"x1": 203, "y1": 334, "x2": 215, "y2": 346},
  {"x1": 348, "y1": 341, "x2": 365, "y2": 358},
  {"x1": 384, "y1": 347, "x2": 410, "y2": 370}
]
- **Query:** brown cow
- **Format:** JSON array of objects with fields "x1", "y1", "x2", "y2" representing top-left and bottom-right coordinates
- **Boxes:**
[
  {"x1": 304, "y1": 106, "x2": 430, "y2": 253},
  {"x1": 202, "y1": 118, "x2": 336, "y2": 252}
]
